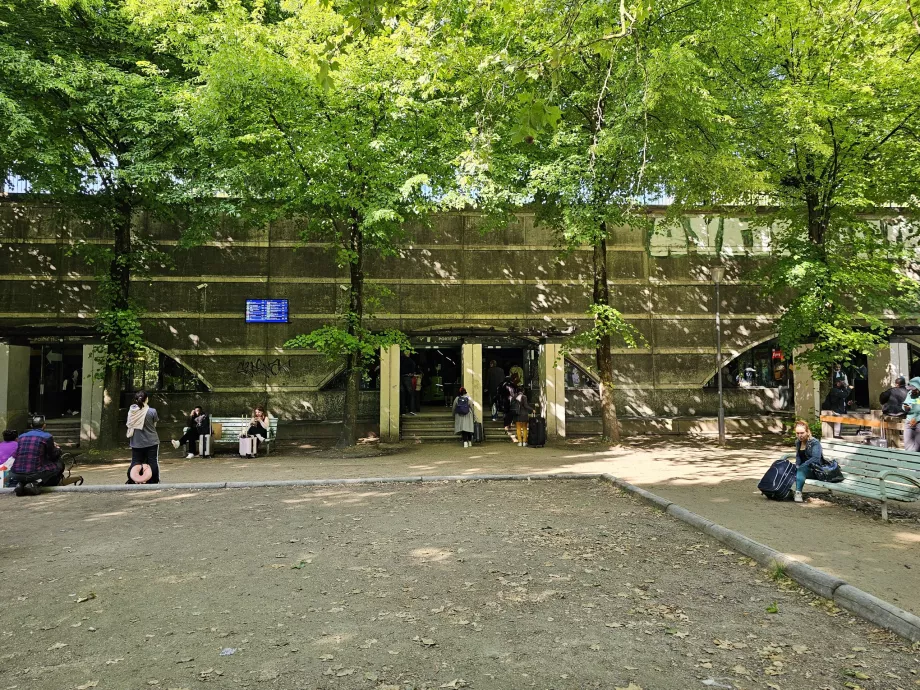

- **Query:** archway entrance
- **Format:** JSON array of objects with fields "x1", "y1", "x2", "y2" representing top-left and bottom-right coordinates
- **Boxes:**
[{"x1": 386, "y1": 332, "x2": 552, "y2": 443}]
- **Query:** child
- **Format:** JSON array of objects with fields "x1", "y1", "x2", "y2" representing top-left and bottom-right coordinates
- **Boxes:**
[{"x1": 0, "y1": 429, "x2": 18, "y2": 487}]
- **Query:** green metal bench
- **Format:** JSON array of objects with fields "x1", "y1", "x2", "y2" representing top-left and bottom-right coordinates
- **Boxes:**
[
  {"x1": 802, "y1": 440, "x2": 920, "y2": 520},
  {"x1": 211, "y1": 416, "x2": 278, "y2": 456}
]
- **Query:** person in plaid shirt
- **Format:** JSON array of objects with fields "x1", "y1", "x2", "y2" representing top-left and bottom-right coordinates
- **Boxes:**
[{"x1": 11, "y1": 415, "x2": 65, "y2": 496}]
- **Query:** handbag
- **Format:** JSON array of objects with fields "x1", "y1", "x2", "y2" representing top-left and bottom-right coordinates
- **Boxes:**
[{"x1": 811, "y1": 458, "x2": 844, "y2": 483}]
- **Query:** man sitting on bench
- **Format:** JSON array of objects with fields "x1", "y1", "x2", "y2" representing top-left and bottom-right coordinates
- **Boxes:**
[{"x1": 10, "y1": 415, "x2": 79, "y2": 496}]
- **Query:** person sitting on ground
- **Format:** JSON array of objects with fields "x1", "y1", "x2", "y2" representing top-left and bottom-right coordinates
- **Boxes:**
[
  {"x1": 792, "y1": 420, "x2": 823, "y2": 503},
  {"x1": 823, "y1": 380, "x2": 849, "y2": 438},
  {"x1": 171, "y1": 406, "x2": 211, "y2": 458},
  {"x1": 452, "y1": 386, "x2": 477, "y2": 448},
  {"x1": 903, "y1": 378, "x2": 920, "y2": 452},
  {"x1": 244, "y1": 406, "x2": 271, "y2": 451},
  {"x1": 511, "y1": 387, "x2": 533, "y2": 447},
  {"x1": 500, "y1": 374, "x2": 517, "y2": 431},
  {"x1": 0, "y1": 429, "x2": 18, "y2": 487},
  {"x1": 126, "y1": 390, "x2": 161, "y2": 485},
  {"x1": 9, "y1": 416, "x2": 76, "y2": 496},
  {"x1": 880, "y1": 376, "x2": 908, "y2": 417}
]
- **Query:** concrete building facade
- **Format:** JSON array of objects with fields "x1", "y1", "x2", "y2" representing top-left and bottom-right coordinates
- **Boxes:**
[{"x1": 1, "y1": 200, "x2": 914, "y2": 443}]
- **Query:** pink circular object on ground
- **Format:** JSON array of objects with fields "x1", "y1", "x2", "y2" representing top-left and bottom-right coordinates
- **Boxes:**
[{"x1": 130, "y1": 463, "x2": 152, "y2": 484}]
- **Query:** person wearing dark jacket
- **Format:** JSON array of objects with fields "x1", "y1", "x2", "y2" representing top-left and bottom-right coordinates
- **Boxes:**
[
  {"x1": 880, "y1": 377, "x2": 908, "y2": 416},
  {"x1": 823, "y1": 381, "x2": 849, "y2": 438},
  {"x1": 171, "y1": 406, "x2": 211, "y2": 458},
  {"x1": 486, "y1": 360, "x2": 505, "y2": 421},
  {"x1": 792, "y1": 420, "x2": 823, "y2": 503}
]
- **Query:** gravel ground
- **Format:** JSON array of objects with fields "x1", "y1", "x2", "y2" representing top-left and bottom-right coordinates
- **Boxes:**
[{"x1": 1, "y1": 479, "x2": 918, "y2": 690}]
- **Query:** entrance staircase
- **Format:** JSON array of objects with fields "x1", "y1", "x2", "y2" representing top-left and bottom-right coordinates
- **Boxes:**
[
  {"x1": 44, "y1": 418, "x2": 80, "y2": 448},
  {"x1": 400, "y1": 408, "x2": 517, "y2": 443}
]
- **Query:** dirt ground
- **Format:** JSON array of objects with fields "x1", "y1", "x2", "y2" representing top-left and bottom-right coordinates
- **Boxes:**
[
  {"x1": 63, "y1": 436, "x2": 920, "y2": 616},
  {"x1": 2, "y1": 479, "x2": 919, "y2": 690}
]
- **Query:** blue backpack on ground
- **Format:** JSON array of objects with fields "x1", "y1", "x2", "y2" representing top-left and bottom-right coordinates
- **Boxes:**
[
  {"x1": 758, "y1": 458, "x2": 796, "y2": 500},
  {"x1": 455, "y1": 396, "x2": 471, "y2": 416}
]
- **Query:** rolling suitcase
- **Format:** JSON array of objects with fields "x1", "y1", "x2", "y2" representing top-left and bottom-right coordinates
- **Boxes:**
[
  {"x1": 757, "y1": 458, "x2": 795, "y2": 500},
  {"x1": 527, "y1": 416, "x2": 546, "y2": 448},
  {"x1": 198, "y1": 434, "x2": 212, "y2": 458},
  {"x1": 239, "y1": 436, "x2": 257, "y2": 458},
  {"x1": 473, "y1": 421, "x2": 484, "y2": 444}
]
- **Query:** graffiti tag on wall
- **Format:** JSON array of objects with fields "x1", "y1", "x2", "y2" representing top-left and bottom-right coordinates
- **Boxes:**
[{"x1": 237, "y1": 358, "x2": 293, "y2": 378}]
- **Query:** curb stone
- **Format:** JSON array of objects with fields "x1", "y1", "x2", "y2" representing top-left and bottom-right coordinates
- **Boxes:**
[{"x1": 5, "y1": 471, "x2": 919, "y2": 642}]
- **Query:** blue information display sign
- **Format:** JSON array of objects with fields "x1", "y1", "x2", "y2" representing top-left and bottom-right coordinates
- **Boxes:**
[{"x1": 245, "y1": 299, "x2": 289, "y2": 323}]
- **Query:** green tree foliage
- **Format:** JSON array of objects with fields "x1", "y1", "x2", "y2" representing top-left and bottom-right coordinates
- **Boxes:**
[
  {"x1": 689, "y1": 0, "x2": 920, "y2": 373},
  {"x1": 130, "y1": 0, "x2": 465, "y2": 446},
  {"x1": 438, "y1": 0, "x2": 748, "y2": 442},
  {"x1": 0, "y1": 0, "x2": 191, "y2": 445}
]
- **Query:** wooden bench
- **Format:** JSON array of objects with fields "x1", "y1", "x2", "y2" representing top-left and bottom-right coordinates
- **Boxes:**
[
  {"x1": 210, "y1": 416, "x2": 279, "y2": 455},
  {"x1": 802, "y1": 440, "x2": 920, "y2": 520}
]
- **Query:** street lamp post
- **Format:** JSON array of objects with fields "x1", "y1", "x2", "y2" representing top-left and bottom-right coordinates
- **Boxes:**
[{"x1": 711, "y1": 266, "x2": 726, "y2": 446}]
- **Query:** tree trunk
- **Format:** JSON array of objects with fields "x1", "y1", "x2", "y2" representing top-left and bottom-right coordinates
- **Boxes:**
[
  {"x1": 338, "y1": 211, "x2": 364, "y2": 448},
  {"x1": 98, "y1": 198, "x2": 132, "y2": 448},
  {"x1": 593, "y1": 228, "x2": 620, "y2": 444}
]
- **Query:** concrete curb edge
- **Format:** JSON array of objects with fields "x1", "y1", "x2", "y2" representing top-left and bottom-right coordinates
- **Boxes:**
[
  {"x1": 0, "y1": 472, "x2": 604, "y2": 495},
  {"x1": 600, "y1": 473, "x2": 920, "y2": 643}
]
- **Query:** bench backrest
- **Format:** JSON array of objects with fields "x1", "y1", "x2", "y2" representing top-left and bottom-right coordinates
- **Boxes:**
[
  {"x1": 823, "y1": 440, "x2": 920, "y2": 488},
  {"x1": 210, "y1": 416, "x2": 278, "y2": 441}
]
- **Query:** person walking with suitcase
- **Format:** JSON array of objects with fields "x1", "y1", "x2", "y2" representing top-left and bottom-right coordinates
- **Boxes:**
[
  {"x1": 452, "y1": 387, "x2": 476, "y2": 448},
  {"x1": 792, "y1": 420, "x2": 823, "y2": 503},
  {"x1": 511, "y1": 388, "x2": 533, "y2": 447}
]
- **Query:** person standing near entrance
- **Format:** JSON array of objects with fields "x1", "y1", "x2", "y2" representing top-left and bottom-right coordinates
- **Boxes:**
[
  {"x1": 452, "y1": 386, "x2": 476, "y2": 447},
  {"x1": 400, "y1": 354, "x2": 418, "y2": 416},
  {"x1": 126, "y1": 390, "x2": 161, "y2": 484},
  {"x1": 486, "y1": 360, "x2": 505, "y2": 421},
  {"x1": 500, "y1": 374, "x2": 516, "y2": 430},
  {"x1": 511, "y1": 387, "x2": 533, "y2": 446},
  {"x1": 509, "y1": 362, "x2": 524, "y2": 390}
]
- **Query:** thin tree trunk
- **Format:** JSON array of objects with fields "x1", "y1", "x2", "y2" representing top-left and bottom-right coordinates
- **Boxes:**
[
  {"x1": 593, "y1": 227, "x2": 620, "y2": 444},
  {"x1": 98, "y1": 199, "x2": 132, "y2": 448},
  {"x1": 338, "y1": 210, "x2": 364, "y2": 448}
]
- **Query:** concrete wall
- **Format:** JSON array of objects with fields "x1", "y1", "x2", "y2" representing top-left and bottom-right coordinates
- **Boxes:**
[{"x1": 0, "y1": 202, "x2": 816, "y2": 425}]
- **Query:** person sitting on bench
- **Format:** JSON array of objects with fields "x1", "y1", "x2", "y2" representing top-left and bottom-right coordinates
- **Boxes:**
[
  {"x1": 244, "y1": 406, "x2": 271, "y2": 452},
  {"x1": 10, "y1": 415, "x2": 78, "y2": 496},
  {"x1": 171, "y1": 406, "x2": 211, "y2": 458}
]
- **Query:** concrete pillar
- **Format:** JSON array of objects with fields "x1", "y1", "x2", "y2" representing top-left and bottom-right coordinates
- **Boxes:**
[
  {"x1": 890, "y1": 339, "x2": 910, "y2": 380},
  {"x1": 80, "y1": 345, "x2": 104, "y2": 446},
  {"x1": 867, "y1": 343, "x2": 895, "y2": 410},
  {"x1": 378, "y1": 345, "x2": 400, "y2": 442},
  {"x1": 461, "y1": 342, "x2": 483, "y2": 421},
  {"x1": 0, "y1": 344, "x2": 30, "y2": 431},
  {"x1": 541, "y1": 342, "x2": 566, "y2": 439},
  {"x1": 793, "y1": 345, "x2": 819, "y2": 423}
]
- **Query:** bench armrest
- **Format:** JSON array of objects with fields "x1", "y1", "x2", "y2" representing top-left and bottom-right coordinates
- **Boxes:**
[{"x1": 877, "y1": 469, "x2": 920, "y2": 485}]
